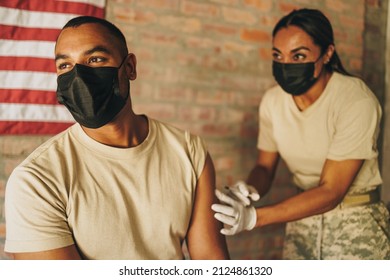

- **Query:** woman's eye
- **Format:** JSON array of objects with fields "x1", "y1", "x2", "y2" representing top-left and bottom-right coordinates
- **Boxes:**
[
  {"x1": 272, "y1": 53, "x2": 282, "y2": 61},
  {"x1": 293, "y1": 53, "x2": 306, "y2": 61}
]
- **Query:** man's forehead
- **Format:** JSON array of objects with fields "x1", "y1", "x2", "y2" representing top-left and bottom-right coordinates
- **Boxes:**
[
  {"x1": 55, "y1": 23, "x2": 119, "y2": 53},
  {"x1": 58, "y1": 23, "x2": 113, "y2": 41}
]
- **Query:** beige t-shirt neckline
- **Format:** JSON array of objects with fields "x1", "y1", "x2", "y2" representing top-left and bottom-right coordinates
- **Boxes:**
[{"x1": 70, "y1": 116, "x2": 154, "y2": 160}]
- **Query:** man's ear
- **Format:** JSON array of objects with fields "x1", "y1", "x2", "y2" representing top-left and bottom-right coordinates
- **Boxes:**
[{"x1": 125, "y1": 53, "x2": 137, "y2": 80}]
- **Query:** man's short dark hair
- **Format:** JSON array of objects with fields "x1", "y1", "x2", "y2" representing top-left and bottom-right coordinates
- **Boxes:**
[{"x1": 61, "y1": 16, "x2": 128, "y2": 54}]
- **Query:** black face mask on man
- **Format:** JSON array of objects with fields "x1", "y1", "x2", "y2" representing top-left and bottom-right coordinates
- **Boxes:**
[
  {"x1": 272, "y1": 55, "x2": 323, "y2": 96},
  {"x1": 56, "y1": 56, "x2": 129, "y2": 129}
]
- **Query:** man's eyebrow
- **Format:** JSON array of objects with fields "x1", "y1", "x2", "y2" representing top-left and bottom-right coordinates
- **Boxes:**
[
  {"x1": 84, "y1": 45, "x2": 112, "y2": 56},
  {"x1": 55, "y1": 45, "x2": 112, "y2": 61},
  {"x1": 55, "y1": 54, "x2": 68, "y2": 61}
]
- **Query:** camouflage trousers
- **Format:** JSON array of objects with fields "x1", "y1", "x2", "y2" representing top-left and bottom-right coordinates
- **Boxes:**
[{"x1": 282, "y1": 202, "x2": 390, "y2": 259}]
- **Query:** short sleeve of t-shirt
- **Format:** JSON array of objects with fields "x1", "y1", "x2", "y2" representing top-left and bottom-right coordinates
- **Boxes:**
[
  {"x1": 5, "y1": 167, "x2": 74, "y2": 253},
  {"x1": 327, "y1": 97, "x2": 381, "y2": 161},
  {"x1": 185, "y1": 132, "x2": 208, "y2": 179},
  {"x1": 257, "y1": 89, "x2": 278, "y2": 152}
]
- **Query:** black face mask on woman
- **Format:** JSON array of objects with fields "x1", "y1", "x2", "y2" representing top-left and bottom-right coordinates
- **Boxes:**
[
  {"x1": 272, "y1": 55, "x2": 323, "y2": 96},
  {"x1": 56, "y1": 57, "x2": 129, "y2": 128}
]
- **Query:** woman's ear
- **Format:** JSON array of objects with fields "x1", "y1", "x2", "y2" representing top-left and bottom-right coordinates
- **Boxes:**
[
  {"x1": 325, "y1": 44, "x2": 335, "y2": 64},
  {"x1": 125, "y1": 53, "x2": 137, "y2": 80}
]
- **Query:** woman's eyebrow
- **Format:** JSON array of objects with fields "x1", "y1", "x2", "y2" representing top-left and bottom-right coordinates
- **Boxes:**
[
  {"x1": 271, "y1": 46, "x2": 311, "y2": 54},
  {"x1": 290, "y1": 46, "x2": 311, "y2": 53}
]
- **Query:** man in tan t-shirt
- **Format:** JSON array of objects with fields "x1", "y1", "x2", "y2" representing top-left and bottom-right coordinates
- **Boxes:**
[{"x1": 5, "y1": 16, "x2": 229, "y2": 260}]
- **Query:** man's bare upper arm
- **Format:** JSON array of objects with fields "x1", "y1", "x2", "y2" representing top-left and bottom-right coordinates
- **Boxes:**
[
  {"x1": 185, "y1": 153, "x2": 230, "y2": 260},
  {"x1": 11, "y1": 245, "x2": 81, "y2": 260}
]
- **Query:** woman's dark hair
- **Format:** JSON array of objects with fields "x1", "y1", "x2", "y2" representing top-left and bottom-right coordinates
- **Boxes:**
[{"x1": 273, "y1": 8, "x2": 351, "y2": 76}]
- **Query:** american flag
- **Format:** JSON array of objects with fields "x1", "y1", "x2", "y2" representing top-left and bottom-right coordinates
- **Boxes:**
[{"x1": 0, "y1": 0, "x2": 106, "y2": 134}]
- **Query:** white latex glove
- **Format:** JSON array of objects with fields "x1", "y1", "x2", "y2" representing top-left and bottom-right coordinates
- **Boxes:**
[
  {"x1": 224, "y1": 180, "x2": 260, "y2": 206},
  {"x1": 211, "y1": 189, "x2": 257, "y2": 235}
]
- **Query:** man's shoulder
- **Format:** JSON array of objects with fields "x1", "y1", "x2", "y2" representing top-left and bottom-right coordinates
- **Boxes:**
[
  {"x1": 150, "y1": 117, "x2": 196, "y2": 140},
  {"x1": 15, "y1": 125, "x2": 75, "y2": 169},
  {"x1": 149, "y1": 117, "x2": 206, "y2": 153}
]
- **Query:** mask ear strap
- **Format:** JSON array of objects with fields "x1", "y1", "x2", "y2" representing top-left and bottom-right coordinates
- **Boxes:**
[
  {"x1": 314, "y1": 52, "x2": 324, "y2": 63},
  {"x1": 118, "y1": 54, "x2": 128, "y2": 69},
  {"x1": 315, "y1": 44, "x2": 333, "y2": 64}
]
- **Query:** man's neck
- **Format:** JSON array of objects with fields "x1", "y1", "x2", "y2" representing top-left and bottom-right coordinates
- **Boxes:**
[{"x1": 82, "y1": 109, "x2": 148, "y2": 148}]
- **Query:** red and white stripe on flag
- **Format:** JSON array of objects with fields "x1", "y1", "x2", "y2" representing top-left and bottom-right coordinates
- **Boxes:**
[{"x1": 0, "y1": 0, "x2": 106, "y2": 134}]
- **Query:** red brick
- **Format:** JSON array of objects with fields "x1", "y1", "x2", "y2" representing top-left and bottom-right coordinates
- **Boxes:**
[
  {"x1": 334, "y1": 29, "x2": 349, "y2": 42},
  {"x1": 243, "y1": 0, "x2": 273, "y2": 12},
  {"x1": 178, "y1": 106, "x2": 217, "y2": 122},
  {"x1": 0, "y1": 179, "x2": 5, "y2": 197},
  {"x1": 366, "y1": 0, "x2": 381, "y2": 8},
  {"x1": 0, "y1": 136, "x2": 48, "y2": 157},
  {"x1": 185, "y1": 36, "x2": 222, "y2": 54},
  {"x1": 112, "y1": 7, "x2": 157, "y2": 25},
  {"x1": 214, "y1": 156, "x2": 235, "y2": 171},
  {"x1": 349, "y1": 58, "x2": 363, "y2": 72},
  {"x1": 219, "y1": 75, "x2": 261, "y2": 91},
  {"x1": 222, "y1": 41, "x2": 255, "y2": 56},
  {"x1": 133, "y1": 48, "x2": 155, "y2": 62},
  {"x1": 259, "y1": 15, "x2": 280, "y2": 28},
  {"x1": 339, "y1": 15, "x2": 364, "y2": 29},
  {"x1": 240, "y1": 124, "x2": 258, "y2": 139},
  {"x1": 202, "y1": 23, "x2": 239, "y2": 37},
  {"x1": 325, "y1": 0, "x2": 363, "y2": 12},
  {"x1": 110, "y1": 0, "x2": 133, "y2": 3},
  {"x1": 0, "y1": 223, "x2": 5, "y2": 238},
  {"x1": 155, "y1": 87, "x2": 196, "y2": 103},
  {"x1": 222, "y1": 7, "x2": 257, "y2": 25},
  {"x1": 278, "y1": 2, "x2": 300, "y2": 14},
  {"x1": 196, "y1": 90, "x2": 235, "y2": 105},
  {"x1": 259, "y1": 46, "x2": 272, "y2": 60},
  {"x1": 240, "y1": 28, "x2": 271, "y2": 43},
  {"x1": 181, "y1": 0, "x2": 220, "y2": 18},
  {"x1": 158, "y1": 15, "x2": 201, "y2": 33},
  {"x1": 209, "y1": 0, "x2": 240, "y2": 5},
  {"x1": 136, "y1": 0, "x2": 179, "y2": 10},
  {"x1": 130, "y1": 82, "x2": 155, "y2": 100},
  {"x1": 5, "y1": 158, "x2": 24, "y2": 177},
  {"x1": 199, "y1": 123, "x2": 237, "y2": 137},
  {"x1": 139, "y1": 31, "x2": 179, "y2": 47},
  {"x1": 336, "y1": 43, "x2": 363, "y2": 57},
  {"x1": 133, "y1": 103, "x2": 176, "y2": 120},
  {"x1": 218, "y1": 108, "x2": 245, "y2": 123}
]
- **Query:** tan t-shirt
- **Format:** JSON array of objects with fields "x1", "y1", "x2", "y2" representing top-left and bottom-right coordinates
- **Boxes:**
[
  {"x1": 5, "y1": 117, "x2": 207, "y2": 259},
  {"x1": 257, "y1": 72, "x2": 382, "y2": 193}
]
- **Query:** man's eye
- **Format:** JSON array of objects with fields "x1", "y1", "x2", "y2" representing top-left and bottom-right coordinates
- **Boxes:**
[
  {"x1": 88, "y1": 57, "x2": 105, "y2": 64},
  {"x1": 57, "y1": 63, "x2": 70, "y2": 70}
]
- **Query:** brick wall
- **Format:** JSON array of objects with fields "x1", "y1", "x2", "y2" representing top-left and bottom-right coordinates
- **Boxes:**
[
  {"x1": 0, "y1": 0, "x2": 375, "y2": 259},
  {"x1": 363, "y1": 0, "x2": 390, "y2": 207}
]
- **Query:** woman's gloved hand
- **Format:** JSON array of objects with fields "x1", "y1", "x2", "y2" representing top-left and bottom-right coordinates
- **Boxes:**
[
  {"x1": 224, "y1": 180, "x2": 260, "y2": 206},
  {"x1": 211, "y1": 189, "x2": 257, "y2": 235}
]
